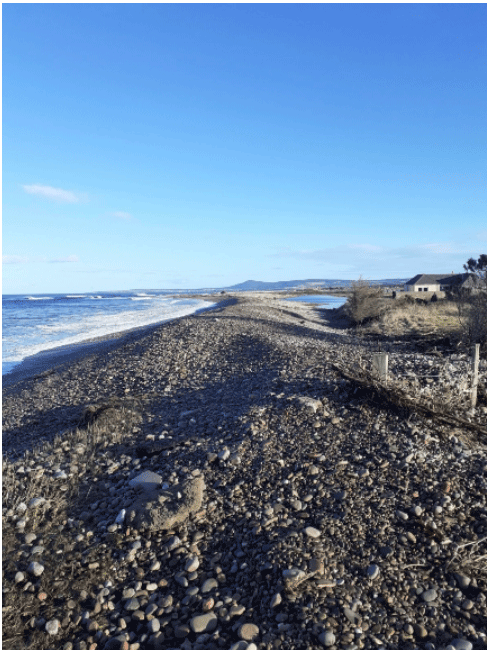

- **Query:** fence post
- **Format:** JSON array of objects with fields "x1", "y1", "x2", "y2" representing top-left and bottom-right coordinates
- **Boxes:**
[
  {"x1": 372, "y1": 352, "x2": 389, "y2": 382},
  {"x1": 471, "y1": 344, "x2": 480, "y2": 408}
]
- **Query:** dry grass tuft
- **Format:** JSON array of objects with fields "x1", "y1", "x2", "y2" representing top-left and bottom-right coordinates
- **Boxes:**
[
  {"x1": 359, "y1": 294, "x2": 463, "y2": 339},
  {"x1": 2, "y1": 395, "x2": 147, "y2": 649}
]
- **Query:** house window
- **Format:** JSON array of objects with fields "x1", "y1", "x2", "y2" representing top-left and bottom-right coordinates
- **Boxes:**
[
  {"x1": 424, "y1": 288, "x2": 428, "y2": 292},
  {"x1": 418, "y1": 288, "x2": 422, "y2": 292}
]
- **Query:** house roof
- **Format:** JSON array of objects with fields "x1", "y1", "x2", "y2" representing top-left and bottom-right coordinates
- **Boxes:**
[{"x1": 405, "y1": 273, "x2": 480, "y2": 287}]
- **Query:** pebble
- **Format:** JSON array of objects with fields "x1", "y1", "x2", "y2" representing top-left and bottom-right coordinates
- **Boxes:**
[
  {"x1": 218, "y1": 448, "x2": 230, "y2": 461},
  {"x1": 45, "y1": 619, "x2": 60, "y2": 635},
  {"x1": 27, "y1": 562, "x2": 44, "y2": 577},
  {"x1": 367, "y1": 564, "x2": 380, "y2": 579},
  {"x1": 282, "y1": 568, "x2": 306, "y2": 581},
  {"x1": 189, "y1": 612, "x2": 218, "y2": 634},
  {"x1": 229, "y1": 643, "x2": 248, "y2": 650},
  {"x1": 201, "y1": 578, "x2": 219, "y2": 593},
  {"x1": 115, "y1": 509, "x2": 126, "y2": 524},
  {"x1": 318, "y1": 630, "x2": 336, "y2": 647},
  {"x1": 447, "y1": 640, "x2": 473, "y2": 650},
  {"x1": 454, "y1": 574, "x2": 471, "y2": 588},
  {"x1": 147, "y1": 618, "x2": 160, "y2": 633},
  {"x1": 422, "y1": 588, "x2": 437, "y2": 602},
  {"x1": 413, "y1": 623, "x2": 428, "y2": 638},
  {"x1": 184, "y1": 556, "x2": 200, "y2": 572},
  {"x1": 238, "y1": 623, "x2": 260, "y2": 641},
  {"x1": 104, "y1": 637, "x2": 129, "y2": 650},
  {"x1": 270, "y1": 593, "x2": 282, "y2": 607},
  {"x1": 124, "y1": 598, "x2": 140, "y2": 611},
  {"x1": 304, "y1": 526, "x2": 321, "y2": 538}
]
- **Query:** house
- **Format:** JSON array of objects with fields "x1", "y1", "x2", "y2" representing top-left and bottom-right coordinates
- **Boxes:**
[{"x1": 404, "y1": 272, "x2": 481, "y2": 293}]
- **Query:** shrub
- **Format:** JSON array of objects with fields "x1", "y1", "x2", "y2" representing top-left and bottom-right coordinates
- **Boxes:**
[
  {"x1": 451, "y1": 286, "x2": 487, "y2": 351},
  {"x1": 466, "y1": 290, "x2": 487, "y2": 349},
  {"x1": 345, "y1": 277, "x2": 385, "y2": 325}
]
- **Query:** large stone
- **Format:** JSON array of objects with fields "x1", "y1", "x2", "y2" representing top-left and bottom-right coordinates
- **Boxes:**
[
  {"x1": 293, "y1": 396, "x2": 323, "y2": 413},
  {"x1": 318, "y1": 630, "x2": 336, "y2": 647},
  {"x1": 447, "y1": 640, "x2": 473, "y2": 650},
  {"x1": 238, "y1": 623, "x2": 260, "y2": 641},
  {"x1": 28, "y1": 562, "x2": 44, "y2": 577},
  {"x1": 189, "y1": 612, "x2": 218, "y2": 634},
  {"x1": 129, "y1": 470, "x2": 163, "y2": 493},
  {"x1": 128, "y1": 475, "x2": 205, "y2": 532}
]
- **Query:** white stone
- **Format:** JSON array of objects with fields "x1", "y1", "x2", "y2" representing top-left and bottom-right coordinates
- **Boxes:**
[
  {"x1": 304, "y1": 526, "x2": 321, "y2": 538},
  {"x1": 129, "y1": 470, "x2": 163, "y2": 491},
  {"x1": 45, "y1": 619, "x2": 60, "y2": 635},
  {"x1": 28, "y1": 562, "x2": 44, "y2": 577},
  {"x1": 319, "y1": 630, "x2": 336, "y2": 646},
  {"x1": 115, "y1": 509, "x2": 126, "y2": 524},
  {"x1": 218, "y1": 448, "x2": 230, "y2": 461}
]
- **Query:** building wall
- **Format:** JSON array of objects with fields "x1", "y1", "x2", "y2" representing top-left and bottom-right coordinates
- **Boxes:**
[{"x1": 405, "y1": 283, "x2": 441, "y2": 292}]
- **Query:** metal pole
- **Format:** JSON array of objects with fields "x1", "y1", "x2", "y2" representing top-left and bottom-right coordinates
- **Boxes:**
[{"x1": 471, "y1": 344, "x2": 480, "y2": 408}]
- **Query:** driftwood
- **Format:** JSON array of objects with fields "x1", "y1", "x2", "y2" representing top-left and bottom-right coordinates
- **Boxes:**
[{"x1": 330, "y1": 362, "x2": 486, "y2": 440}]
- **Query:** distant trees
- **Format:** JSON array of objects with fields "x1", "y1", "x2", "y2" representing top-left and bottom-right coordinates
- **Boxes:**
[{"x1": 464, "y1": 254, "x2": 487, "y2": 282}]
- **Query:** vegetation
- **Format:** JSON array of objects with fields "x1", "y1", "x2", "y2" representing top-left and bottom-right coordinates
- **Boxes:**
[
  {"x1": 344, "y1": 277, "x2": 386, "y2": 325},
  {"x1": 342, "y1": 257, "x2": 486, "y2": 352},
  {"x1": 452, "y1": 254, "x2": 487, "y2": 351}
]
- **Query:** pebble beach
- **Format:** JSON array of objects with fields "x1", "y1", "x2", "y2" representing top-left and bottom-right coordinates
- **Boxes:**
[{"x1": 2, "y1": 293, "x2": 487, "y2": 650}]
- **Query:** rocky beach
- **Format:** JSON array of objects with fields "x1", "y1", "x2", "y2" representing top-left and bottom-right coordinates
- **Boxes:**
[{"x1": 2, "y1": 294, "x2": 487, "y2": 650}]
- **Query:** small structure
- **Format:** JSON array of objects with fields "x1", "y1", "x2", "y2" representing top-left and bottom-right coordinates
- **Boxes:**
[{"x1": 404, "y1": 273, "x2": 481, "y2": 293}]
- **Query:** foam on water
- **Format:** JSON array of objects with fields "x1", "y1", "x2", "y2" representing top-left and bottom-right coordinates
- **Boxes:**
[{"x1": 2, "y1": 292, "x2": 216, "y2": 374}]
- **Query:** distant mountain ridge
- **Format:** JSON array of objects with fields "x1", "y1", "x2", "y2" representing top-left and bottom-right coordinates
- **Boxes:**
[{"x1": 224, "y1": 278, "x2": 408, "y2": 291}]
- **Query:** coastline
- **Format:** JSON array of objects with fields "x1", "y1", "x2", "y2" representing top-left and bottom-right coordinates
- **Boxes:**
[{"x1": 2, "y1": 295, "x2": 225, "y2": 391}]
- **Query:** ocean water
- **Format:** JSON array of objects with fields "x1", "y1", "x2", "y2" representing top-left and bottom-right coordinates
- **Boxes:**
[
  {"x1": 2, "y1": 290, "x2": 218, "y2": 375},
  {"x1": 285, "y1": 294, "x2": 347, "y2": 309}
]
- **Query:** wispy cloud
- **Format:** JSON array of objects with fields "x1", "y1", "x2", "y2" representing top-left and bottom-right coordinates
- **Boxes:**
[
  {"x1": 270, "y1": 242, "x2": 478, "y2": 278},
  {"x1": 48, "y1": 255, "x2": 79, "y2": 263},
  {"x1": 3, "y1": 255, "x2": 79, "y2": 264},
  {"x1": 109, "y1": 211, "x2": 132, "y2": 220},
  {"x1": 3, "y1": 255, "x2": 29, "y2": 264},
  {"x1": 22, "y1": 184, "x2": 83, "y2": 203}
]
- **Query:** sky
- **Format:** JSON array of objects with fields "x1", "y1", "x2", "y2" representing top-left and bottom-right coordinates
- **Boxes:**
[{"x1": 3, "y1": 3, "x2": 487, "y2": 294}]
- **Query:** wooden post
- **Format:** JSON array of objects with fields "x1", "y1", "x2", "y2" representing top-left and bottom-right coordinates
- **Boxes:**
[
  {"x1": 471, "y1": 344, "x2": 480, "y2": 408},
  {"x1": 372, "y1": 352, "x2": 388, "y2": 382}
]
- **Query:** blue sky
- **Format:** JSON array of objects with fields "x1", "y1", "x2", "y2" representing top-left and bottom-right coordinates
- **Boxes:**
[{"x1": 3, "y1": 3, "x2": 486, "y2": 293}]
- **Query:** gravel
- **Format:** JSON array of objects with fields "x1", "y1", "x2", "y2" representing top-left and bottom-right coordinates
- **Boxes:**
[{"x1": 2, "y1": 294, "x2": 486, "y2": 650}]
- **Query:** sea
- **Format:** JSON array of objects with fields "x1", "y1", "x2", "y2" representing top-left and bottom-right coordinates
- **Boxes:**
[{"x1": 2, "y1": 289, "x2": 220, "y2": 376}]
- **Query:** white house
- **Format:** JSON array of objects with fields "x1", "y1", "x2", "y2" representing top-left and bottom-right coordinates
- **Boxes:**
[{"x1": 404, "y1": 273, "x2": 480, "y2": 293}]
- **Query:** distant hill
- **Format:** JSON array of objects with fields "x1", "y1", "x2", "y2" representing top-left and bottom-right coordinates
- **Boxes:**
[{"x1": 224, "y1": 278, "x2": 408, "y2": 291}]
